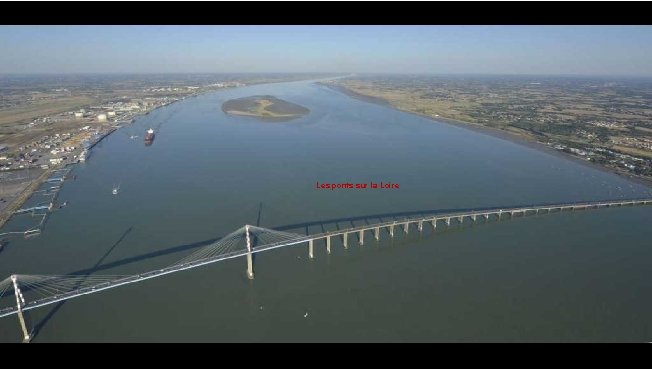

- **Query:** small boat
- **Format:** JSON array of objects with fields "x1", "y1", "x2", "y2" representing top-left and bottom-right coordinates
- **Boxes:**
[
  {"x1": 129, "y1": 135, "x2": 138, "y2": 139},
  {"x1": 112, "y1": 185, "x2": 120, "y2": 195},
  {"x1": 24, "y1": 229, "x2": 41, "y2": 239}
]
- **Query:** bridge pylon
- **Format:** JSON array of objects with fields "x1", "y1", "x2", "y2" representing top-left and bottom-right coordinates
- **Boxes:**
[
  {"x1": 245, "y1": 225, "x2": 254, "y2": 280},
  {"x1": 10, "y1": 275, "x2": 33, "y2": 343}
]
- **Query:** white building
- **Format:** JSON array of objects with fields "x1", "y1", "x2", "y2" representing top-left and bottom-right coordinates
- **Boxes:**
[
  {"x1": 97, "y1": 114, "x2": 107, "y2": 122},
  {"x1": 74, "y1": 112, "x2": 84, "y2": 118}
]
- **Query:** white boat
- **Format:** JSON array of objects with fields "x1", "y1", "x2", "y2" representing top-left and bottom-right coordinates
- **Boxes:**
[{"x1": 112, "y1": 185, "x2": 120, "y2": 195}]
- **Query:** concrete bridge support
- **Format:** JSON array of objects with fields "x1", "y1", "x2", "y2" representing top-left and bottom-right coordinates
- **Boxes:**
[
  {"x1": 245, "y1": 225, "x2": 254, "y2": 280},
  {"x1": 458, "y1": 216, "x2": 464, "y2": 224},
  {"x1": 446, "y1": 218, "x2": 451, "y2": 226},
  {"x1": 343, "y1": 233, "x2": 348, "y2": 249},
  {"x1": 326, "y1": 236, "x2": 331, "y2": 254},
  {"x1": 374, "y1": 227, "x2": 380, "y2": 241},
  {"x1": 11, "y1": 275, "x2": 32, "y2": 343},
  {"x1": 389, "y1": 224, "x2": 395, "y2": 238},
  {"x1": 403, "y1": 222, "x2": 409, "y2": 234},
  {"x1": 430, "y1": 219, "x2": 437, "y2": 230},
  {"x1": 418, "y1": 221, "x2": 423, "y2": 232},
  {"x1": 359, "y1": 230, "x2": 364, "y2": 245},
  {"x1": 471, "y1": 215, "x2": 476, "y2": 222},
  {"x1": 309, "y1": 239, "x2": 314, "y2": 259}
]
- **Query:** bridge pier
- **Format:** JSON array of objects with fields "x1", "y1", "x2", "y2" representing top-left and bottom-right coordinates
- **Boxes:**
[
  {"x1": 430, "y1": 219, "x2": 437, "y2": 230},
  {"x1": 458, "y1": 216, "x2": 463, "y2": 224},
  {"x1": 326, "y1": 236, "x2": 331, "y2": 254},
  {"x1": 389, "y1": 224, "x2": 395, "y2": 238},
  {"x1": 446, "y1": 218, "x2": 451, "y2": 226},
  {"x1": 403, "y1": 222, "x2": 409, "y2": 234},
  {"x1": 11, "y1": 275, "x2": 32, "y2": 343},
  {"x1": 471, "y1": 215, "x2": 476, "y2": 222},
  {"x1": 359, "y1": 230, "x2": 364, "y2": 245},
  {"x1": 484, "y1": 214, "x2": 489, "y2": 221},
  {"x1": 343, "y1": 233, "x2": 348, "y2": 249},
  {"x1": 309, "y1": 239, "x2": 314, "y2": 259},
  {"x1": 245, "y1": 225, "x2": 254, "y2": 280},
  {"x1": 374, "y1": 227, "x2": 380, "y2": 241},
  {"x1": 418, "y1": 221, "x2": 423, "y2": 232}
]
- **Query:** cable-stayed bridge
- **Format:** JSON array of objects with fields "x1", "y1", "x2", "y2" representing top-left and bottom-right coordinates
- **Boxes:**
[{"x1": 1, "y1": 197, "x2": 651, "y2": 342}]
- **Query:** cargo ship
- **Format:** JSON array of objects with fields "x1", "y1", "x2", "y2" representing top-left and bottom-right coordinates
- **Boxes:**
[{"x1": 144, "y1": 128, "x2": 155, "y2": 146}]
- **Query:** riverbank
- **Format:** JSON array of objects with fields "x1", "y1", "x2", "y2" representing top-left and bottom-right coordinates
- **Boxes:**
[
  {"x1": 322, "y1": 83, "x2": 652, "y2": 190},
  {"x1": 0, "y1": 169, "x2": 51, "y2": 231},
  {"x1": 0, "y1": 97, "x2": 176, "y2": 232}
]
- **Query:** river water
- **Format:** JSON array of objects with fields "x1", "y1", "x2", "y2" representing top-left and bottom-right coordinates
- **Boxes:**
[{"x1": 1, "y1": 80, "x2": 651, "y2": 342}]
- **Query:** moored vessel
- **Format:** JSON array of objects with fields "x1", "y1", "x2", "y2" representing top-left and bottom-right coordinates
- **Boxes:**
[{"x1": 144, "y1": 128, "x2": 155, "y2": 146}]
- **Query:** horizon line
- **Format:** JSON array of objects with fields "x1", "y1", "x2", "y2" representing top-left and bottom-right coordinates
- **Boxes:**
[{"x1": 1, "y1": 72, "x2": 651, "y2": 79}]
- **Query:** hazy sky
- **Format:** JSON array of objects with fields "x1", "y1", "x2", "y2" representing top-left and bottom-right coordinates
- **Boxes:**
[{"x1": 1, "y1": 25, "x2": 651, "y2": 76}]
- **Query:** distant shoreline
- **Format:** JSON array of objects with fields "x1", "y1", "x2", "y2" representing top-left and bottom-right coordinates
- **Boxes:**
[{"x1": 321, "y1": 82, "x2": 652, "y2": 189}]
